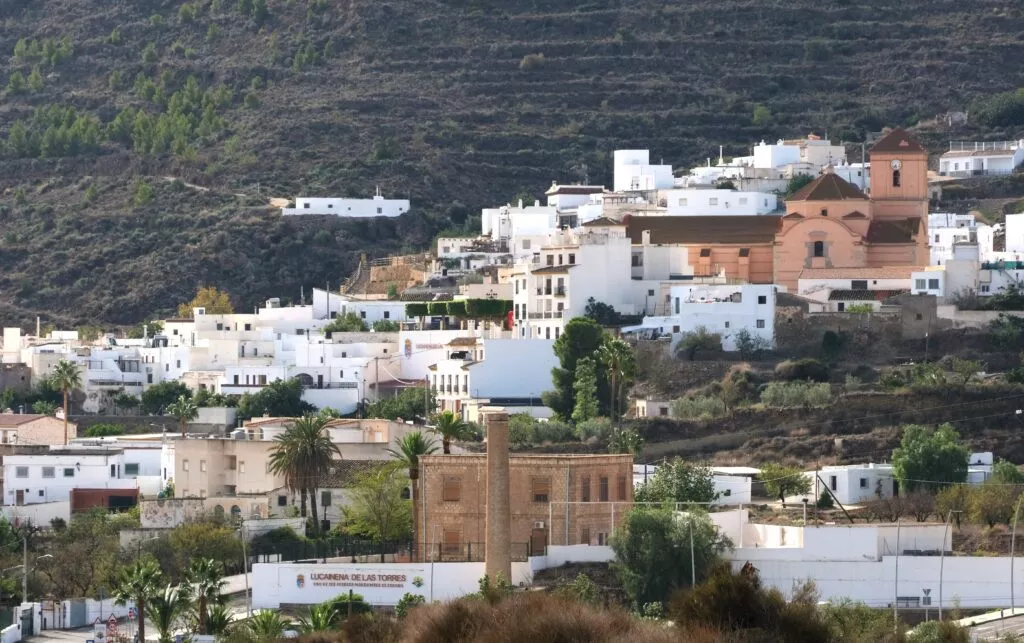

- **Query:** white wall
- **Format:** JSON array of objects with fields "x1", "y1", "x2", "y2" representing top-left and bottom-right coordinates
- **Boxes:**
[
  {"x1": 469, "y1": 340, "x2": 556, "y2": 399},
  {"x1": 282, "y1": 196, "x2": 410, "y2": 217},
  {"x1": 1, "y1": 501, "x2": 70, "y2": 526},
  {"x1": 614, "y1": 150, "x2": 673, "y2": 192},
  {"x1": 662, "y1": 189, "x2": 777, "y2": 216},
  {"x1": 3, "y1": 453, "x2": 137, "y2": 506},
  {"x1": 638, "y1": 285, "x2": 775, "y2": 351}
]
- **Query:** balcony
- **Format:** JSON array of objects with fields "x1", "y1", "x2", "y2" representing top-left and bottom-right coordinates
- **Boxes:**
[
  {"x1": 527, "y1": 311, "x2": 564, "y2": 320},
  {"x1": 554, "y1": 286, "x2": 566, "y2": 297}
]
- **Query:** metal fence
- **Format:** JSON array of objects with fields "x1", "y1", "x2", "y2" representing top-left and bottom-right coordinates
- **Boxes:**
[{"x1": 248, "y1": 538, "x2": 530, "y2": 564}]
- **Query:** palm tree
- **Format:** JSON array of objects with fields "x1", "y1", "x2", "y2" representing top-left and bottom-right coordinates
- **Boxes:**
[
  {"x1": 51, "y1": 360, "x2": 81, "y2": 445},
  {"x1": 147, "y1": 584, "x2": 189, "y2": 643},
  {"x1": 205, "y1": 603, "x2": 235, "y2": 638},
  {"x1": 113, "y1": 559, "x2": 163, "y2": 643},
  {"x1": 387, "y1": 431, "x2": 438, "y2": 562},
  {"x1": 431, "y1": 410, "x2": 470, "y2": 454},
  {"x1": 244, "y1": 609, "x2": 291, "y2": 641},
  {"x1": 165, "y1": 394, "x2": 199, "y2": 438},
  {"x1": 269, "y1": 414, "x2": 341, "y2": 536},
  {"x1": 185, "y1": 558, "x2": 226, "y2": 635},
  {"x1": 597, "y1": 338, "x2": 636, "y2": 420},
  {"x1": 297, "y1": 601, "x2": 338, "y2": 633}
]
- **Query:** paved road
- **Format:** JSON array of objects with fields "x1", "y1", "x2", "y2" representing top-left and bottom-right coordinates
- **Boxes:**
[{"x1": 970, "y1": 614, "x2": 1024, "y2": 640}]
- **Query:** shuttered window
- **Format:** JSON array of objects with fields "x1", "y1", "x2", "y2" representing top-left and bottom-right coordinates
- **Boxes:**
[
  {"x1": 532, "y1": 477, "x2": 551, "y2": 503},
  {"x1": 442, "y1": 476, "x2": 461, "y2": 502},
  {"x1": 580, "y1": 476, "x2": 590, "y2": 502},
  {"x1": 599, "y1": 477, "x2": 609, "y2": 502}
]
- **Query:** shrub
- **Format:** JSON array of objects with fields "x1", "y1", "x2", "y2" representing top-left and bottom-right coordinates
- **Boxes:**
[
  {"x1": 532, "y1": 419, "x2": 574, "y2": 443},
  {"x1": 775, "y1": 358, "x2": 829, "y2": 382},
  {"x1": 519, "y1": 53, "x2": 546, "y2": 71},
  {"x1": 142, "y1": 42, "x2": 159, "y2": 63},
  {"x1": 576, "y1": 417, "x2": 613, "y2": 441},
  {"x1": 372, "y1": 319, "x2": 400, "y2": 332},
  {"x1": 394, "y1": 593, "x2": 426, "y2": 619},
  {"x1": 760, "y1": 381, "x2": 831, "y2": 407},
  {"x1": 84, "y1": 423, "x2": 125, "y2": 437},
  {"x1": 816, "y1": 490, "x2": 834, "y2": 509},
  {"x1": 676, "y1": 327, "x2": 723, "y2": 360},
  {"x1": 670, "y1": 395, "x2": 726, "y2": 420},
  {"x1": 733, "y1": 328, "x2": 770, "y2": 360},
  {"x1": 325, "y1": 312, "x2": 367, "y2": 333}
]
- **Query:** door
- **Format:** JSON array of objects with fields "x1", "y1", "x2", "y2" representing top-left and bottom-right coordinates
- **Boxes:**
[
  {"x1": 530, "y1": 528, "x2": 547, "y2": 557},
  {"x1": 317, "y1": 374, "x2": 324, "y2": 389},
  {"x1": 15, "y1": 490, "x2": 23, "y2": 506}
]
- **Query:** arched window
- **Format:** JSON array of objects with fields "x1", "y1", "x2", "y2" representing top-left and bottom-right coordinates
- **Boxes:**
[
  {"x1": 813, "y1": 241, "x2": 825, "y2": 258},
  {"x1": 892, "y1": 170, "x2": 901, "y2": 187},
  {"x1": 295, "y1": 373, "x2": 315, "y2": 388}
]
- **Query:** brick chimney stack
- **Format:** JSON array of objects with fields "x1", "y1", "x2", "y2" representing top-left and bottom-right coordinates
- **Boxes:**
[{"x1": 484, "y1": 412, "x2": 511, "y2": 582}]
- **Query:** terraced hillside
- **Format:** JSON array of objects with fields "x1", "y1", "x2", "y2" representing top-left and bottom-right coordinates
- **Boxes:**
[{"x1": 1, "y1": 0, "x2": 1023, "y2": 325}]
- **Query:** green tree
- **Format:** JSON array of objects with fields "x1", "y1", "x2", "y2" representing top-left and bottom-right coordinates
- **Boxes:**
[
  {"x1": 676, "y1": 326, "x2": 722, "y2": 360},
  {"x1": 597, "y1": 337, "x2": 635, "y2": 419},
  {"x1": 147, "y1": 584, "x2": 189, "y2": 643},
  {"x1": 84, "y1": 423, "x2": 124, "y2": 437},
  {"x1": 6, "y1": 71, "x2": 26, "y2": 94},
  {"x1": 268, "y1": 414, "x2": 341, "y2": 535},
  {"x1": 752, "y1": 104, "x2": 771, "y2": 126},
  {"x1": 165, "y1": 394, "x2": 199, "y2": 438},
  {"x1": 993, "y1": 459, "x2": 1024, "y2": 484},
  {"x1": 133, "y1": 179, "x2": 154, "y2": 206},
  {"x1": 324, "y1": 312, "x2": 368, "y2": 333},
  {"x1": 142, "y1": 42, "x2": 159, "y2": 63},
  {"x1": 140, "y1": 381, "x2": 191, "y2": 415},
  {"x1": 184, "y1": 558, "x2": 226, "y2": 635},
  {"x1": 113, "y1": 560, "x2": 164, "y2": 643},
  {"x1": 635, "y1": 459, "x2": 718, "y2": 504},
  {"x1": 608, "y1": 427, "x2": 644, "y2": 457},
  {"x1": 936, "y1": 484, "x2": 970, "y2": 529},
  {"x1": 394, "y1": 592, "x2": 426, "y2": 618},
  {"x1": 205, "y1": 604, "x2": 235, "y2": 638},
  {"x1": 52, "y1": 360, "x2": 81, "y2": 445},
  {"x1": 178, "y1": 286, "x2": 234, "y2": 317},
  {"x1": 343, "y1": 464, "x2": 412, "y2": 562},
  {"x1": 612, "y1": 507, "x2": 730, "y2": 608},
  {"x1": 387, "y1": 431, "x2": 437, "y2": 562},
  {"x1": 431, "y1": 410, "x2": 469, "y2": 454},
  {"x1": 544, "y1": 317, "x2": 605, "y2": 419},
  {"x1": 968, "y1": 482, "x2": 1020, "y2": 528},
  {"x1": 758, "y1": 463, "x2": 812, "y2": 507},
  {"x1": 363, "y1": 386, "x2": 432, "y2": 422},
  {"x1": 571, "y1": 357, "x2": 599, "y2": 424},
  {"x1": 785, "y1": 173, "x2": 815, "y2": 197},
  {"x1": 372, "y1": 319, "x2": 401, "y2": 332},
  {"x1": 951, "y1": 357, "x2": 983, "y2": 385},
  {"x1": 27, "y1": 66, "x2": 43, "y2": 91},
  {"x1": 236, "y1": 378, "x2": 314, "y2": 420},
  {"x1": 32, "y1": 400, "x2": 57, "y2": 416},
  {"x1": 891, "y1": 423, "x2": 969, "y2": 493}
]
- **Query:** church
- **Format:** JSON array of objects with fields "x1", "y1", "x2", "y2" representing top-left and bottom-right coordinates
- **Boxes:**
[{"x1": 625, "y1": 128, "x2": 930, "y2": 291}]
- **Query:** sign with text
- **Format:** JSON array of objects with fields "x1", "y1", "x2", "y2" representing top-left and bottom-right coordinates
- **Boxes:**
[{"x1": 270, "y1": 564, "x2": 429, "y2": 606}]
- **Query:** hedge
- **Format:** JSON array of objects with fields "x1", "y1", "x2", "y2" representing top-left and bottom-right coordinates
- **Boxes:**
[
  {"x1": 405, "y1": 303, "x2": 428, "y2": 317},
  {"x1": 428, "y1": 302, "x2": 449, "y2": 316}
]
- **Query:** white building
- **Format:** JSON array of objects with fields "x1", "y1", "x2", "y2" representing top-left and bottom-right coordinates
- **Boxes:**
[
  {"x1": 3, "y1": 447, "x2": 143, "y2": 507},
  {"x1": 613, "y1": 150, "x2": 674, "y2": 193},
  {"x1": 626, "y1": 284, "x2": 776, "y2": 351},
  {"x1": 660, "y1": 189, "x2": 778, "y2": 216},
  {"x1": 632, "y1": 464, "x2": 754, "y2": 505},
  {"x1": 939, "y1": 140, "x2": 1024, "y2": 177},
  {"x1": 929, "y1": 213, "x2": 977, "y2": 265},
  {"x1": 429, "y1": 337, "x2": 557, "y2": 421},
  {"x1": 512, "y1": 219, "x2": 636, "y2": 340},
  {"x1": 281, "y1": 191, "x2": 410, "y2": 217},
  {"x1": 797, "y1": 267, "x2": 918, "y2": 312},
  {"x1": 311, "y1": 289, "x2": 409, "y2": 326},
  {"x1": 912, "y1": 259, "x2": 1024, "y2": 301}
]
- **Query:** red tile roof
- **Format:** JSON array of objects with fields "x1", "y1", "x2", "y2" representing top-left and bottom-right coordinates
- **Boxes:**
[
  {"x1": 626, "y1": 216, "x2": 780, "y2": 244},
  {"x1": 787, "y1": 173, "x2": 868, "y2": 202},
  {"x1": 0, "y1": 414, "x2": 53, "y2": 427},
  {"x1": 867, "y1": 218, "x2": 920, "y2": 244},
  {"x1": 870, "y1": 128, "x2": 927, "y2": 154}
]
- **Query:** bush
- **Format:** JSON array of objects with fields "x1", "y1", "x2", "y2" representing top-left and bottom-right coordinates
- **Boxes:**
[
  {"x1": 519, "y1": 53, "x2": 546, "y2": 71},
  {"x1": 676, "y1": 327, "x2": 723, "y2": 360},
  {"x1": 760, "y1": 382, "x2": 831, "y2": 407},
  {"x1": 575, "y1": 417, "x2": 613, "y2": 441},
  {"x1": 84, "y1": 423, "x2": 125, "y2": 437},
  {"x1": 775, "y1": 358, "x2": 829, "y2": 382},
  {"x1": 394, "y1": 593, "x2": 426, "y2": 619},
  {"x1": 532, "y1": 419, "x2": 574, "y2": 444},
  {"x1": 372, "y1": 320, "x2": 400, "y2": 332},
  {"x1": 670, "y1": 395, "x2": 726, "y2": 420},
  {"x1": 816, "y1": 490, "x2": 834, "y2": 509},
  {"x1": 325, "y1": 312, "x2": 368, "y2": 333}
]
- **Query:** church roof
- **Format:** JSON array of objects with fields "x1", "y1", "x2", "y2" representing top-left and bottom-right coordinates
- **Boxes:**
[
  {"x1": 870, "y1": 128, "x2": 927, "y2": 154},
  {"x1": 787, "y1": 173, "x2": 868, "y2": 202},
  {"x1": 626, "y1": 216, "x2": 780, "y2": 245},
  {"x1": 867, "y1": 218, "x2": 920, "y2": 244}
]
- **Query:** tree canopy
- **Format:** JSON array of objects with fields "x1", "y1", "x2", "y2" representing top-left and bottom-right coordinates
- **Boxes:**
[
  {"x1": 758, "y1": 463, "x2": 812, "y2": 507},
  {"x1": 635, "y1": 459, "x2": 718, "y2": 504},
  {"x1": 177, "y1": 286, "x2": 234, "y2": 318},
  {"x1": 236, "y1": 377, "x2": 315, "y2": 420},
  {"x1": 543, "y1": 317, "x2": 606, "y2": 420},
  {"x1": 891, "y1": 423, "x2": 969, "y2": 492}
]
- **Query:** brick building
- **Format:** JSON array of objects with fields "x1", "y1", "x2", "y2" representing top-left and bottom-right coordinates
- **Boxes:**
[{"x1": 417, "y1": 453, "x2": 634, "y2": 559}]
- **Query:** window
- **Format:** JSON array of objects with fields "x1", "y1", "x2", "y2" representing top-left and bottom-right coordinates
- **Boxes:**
[
  {"x1": 678, "y1": 198, "x2": 688, "y2": 207},
  {"x1": 859, "y1": 477, "x2": 868, "y2": 489},
  {"x1": 724, "y1": 321, "x2": 730, "y2": 328},
  {"x1": 631, "y1": 254, "x2": 642, "y2": 267},
  {"x1": 278, "y1": 495, "x2": 288, "y2": 507},
  {"x1": 546, "y1": 255, "x2": 554, "y2": 266},
  {"x1": 110, "y1": 464, "x2": 117, "y2": 478},
  {"x1": 813, "y1": 241, "x2": 824, "y2": 257},
  {"x1": 915, "y1": 279, "x2": 926, "y2": 290},
  {"x1": 598, "y1": 533, "x2": 608, "y2": 546},
  {"x1": 200, "y1": 460, "x2": 207, "y2": 472},
  {"x1": 545, "y1": 327, "x2": 550, "y2": 340},
  {"x1": 928, "y1": 279, "x2": 940, "y2": 290},
  {"x1": 376, "y1": 207, "x2": 382, "y2": 214},
  {"x1": 916, "y1": 313, "x2": 923, "y2": 320},
  {"x1": 935, "y1": 234, "x2": 940, "y2": 243},
  {"x1": 568, "y1": 253, "x2": 575, "y2": 264},
  {"x1": 851, "y1": 280, "x2": 868, "y2": 290},
  {"x1": 757, "y1": 295, "x2": 767, "y2": 305},
  {"x1": 442, "y1": 476, "x2": 461, "y2": 502},
  {"x1": 42, "y1": 467, "x2": 54, "y2": 479},
  {"x1": 829, "y1": 475, "x2": 837, "y2": 491},
  {"x1": 216, "y1": 323, "x2": 224, "y2": 331},
  {"x1": 648, "y1": 289, "x2": 655, "y2": 296},
  {"x1": 360, "y1": 311, "x2": 366, "y2": 319},
  {"x1": 321, "y1": 491, "x2": 332, "y2": 507},
  {"x1": 522, "y1": 239, "x2": 531, "y2": 250},
  {"x1": 981, "y1": 285, "x2": 991, "y2": 293},
  {"x1": 244, "y1": 323, "x2": 252, "y2": 331},
  {"x1": 15, "y1": 467, "x2": 27, "y2": 479},
  {"x1": 442, "y1": 529, "x2": 461, "y2": 555},
  {"x1": 617, "y1": 476, "x2": 627, "y2": 501},
  {"x1": 532, "y1": 477, "x2": 551, "y2": 503},
  {"x1": 303, "y1": 202, "x2": 310, "y2": 209},
  {"x1": 659, "y1": 407, "x2": 669, "y2": 416},
  {"x1": 176, "y1": 360, "x2": 181, "y2": 368},
  {"x1": 580, "y1": 476, "x2": 591, "y2": 502},
  {"x1": 708, "y1": 198, "x2": 719, "y2": 206},
  {"x1": 258, "y1": 375, "x2": 267, "y2": 385},
  {"x1": 125, "y1": 463, "x2": 140, "y2": 476},
  {"x1": 820, "y1": 208, "x2": 828, "y2": 217},
  {"x1": 599, "y1": 476, "x2": 609, "y2": 502},
  {"x1": 239, "y1": 461, "x2": 246, "y2": 474},
  {"x1": 383, "y1": 311, "x2": 391, "y2": 319},
  {"x1": 581, "y1": 528, "x2": 590, "y2": 545},
  {"x1": 558, "y1": 254, "x2": 563, "y2": 265},
  {"x1": 63, "y1": 468, "x2": 75, "y2": 478},
  {"x1": 38, "y1": 490, "x2": 43, "y2": 497},
  {"x1": 699, "y1": 248, "x2": 711, "y2": 258},
  {"x1": 756, "y1": 319, "x2": 765, "y2": 329},
  {"x1": 183, "y1": 459, "x2": 190, "y2": 472},
  {"x1": 893, "y1": 169, "x2": 901, "y2": 187}
]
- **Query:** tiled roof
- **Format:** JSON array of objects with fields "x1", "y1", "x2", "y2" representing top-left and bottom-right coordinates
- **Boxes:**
[
  {"x1": 787, "y1": 173, "x2": 868, "y2": 202},
  {"x1": 626, "y1": 215, "x2": 780, "y2": 245},
  {"x1": 867, "y1": 218, "x2": 920, "y2": 244},
  {"x1": 530, "y1": 265, "x2": 576, "y2": 274},
  {"x1": 941, "y1": 149, "x2": 1017, "y2": 158},
  {"x1": 580, "y1": 216, "x2": 625, "y2": 227},
  {"x1": 0, "y1": 414, "x2": 53, "y2": 427},
  {"x1": 870, "y1": 128, "x2": 927, "y2": 154},
  {"x1": 447, "y1": 337, "x2": 479, "y2": 346},
  {"x1": 798, "y1": 266, "x2": 922, "y2": 280},
  {"x1": 545, "y1": 184, "x2": 605, "y2": 196},
  {"x1": 828, "y1": 289, "x2": 909, "y2": 302}
]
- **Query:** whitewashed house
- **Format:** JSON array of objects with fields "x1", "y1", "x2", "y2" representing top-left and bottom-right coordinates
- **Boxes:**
[
  {"x1": 613, "y1": 150, "x2": 674, "y2": 192},
  {"x1": 797, "y1": 266, "x2": 918, "y2": 312},
  {"x1": 281, "y1": 190, "x2": 410, "y2": 217},
  {"x1": 3, "y1": 448, "x2": 141, "y2": 507},
  {"x1": 939, "y1": 140, "x2": 1024, "y2": 177},
  {"x1": 660, "y1": 188, "x2": 778, "y2": 216}
]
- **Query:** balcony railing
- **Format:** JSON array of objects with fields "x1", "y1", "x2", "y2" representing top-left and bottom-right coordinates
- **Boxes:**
[
  {"x1": 554, "y1": 286, "x2": 566, "y2": 297},
  {"x1": 527, "y1": 311, "x2": 564, "y2": 320}
]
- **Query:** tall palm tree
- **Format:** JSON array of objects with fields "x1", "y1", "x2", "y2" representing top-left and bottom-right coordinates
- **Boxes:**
[
  {"x1": 597, "y1": 338, "x2": 636, "y2": 420},
  {"x1": 269, "y1": 414, "x2": 341, "y2": 536},
  {"x1": 165, "y1": 394, "x2": 199, "y2": 438},
  {"x1": 51, "y1": 360, "x2": 81, "y2": 445},
  {"x1": 387, "y1": 431, "x2": 438, "y2": 562},
  {"x1": 113, "y1": 559, "x2": 163, "y2": 643},
  {"x1": 244, "y1": 609, "x2": 291, "y2": 641},
  {"x1": 431, "y1": 410, "x2": 469, "y2": 454},
  {"x1": 147, "y1": 584, "x2": 189, "y2": 643},
  {"x1": 184, "y1": 558, "x2": 226, "y2": 635},
  {"x1": 297, "y1": 601, "x2": 339, "y2": 633}
]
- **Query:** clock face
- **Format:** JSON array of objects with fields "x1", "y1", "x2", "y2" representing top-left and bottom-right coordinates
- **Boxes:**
[{"x1": 890, "y1": 159, "x2": 902, "y2": 170}]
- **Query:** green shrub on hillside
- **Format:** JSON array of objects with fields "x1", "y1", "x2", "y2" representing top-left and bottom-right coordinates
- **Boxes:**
[
  {"x1": 670, "y1": 395, "x2": 726, "y2": 420},
  {"x1": 774, "y1": 358, "x2": 829, "y2": 382},
  {"x1": 760, "y1": 382, "x2": 831, "y2": 407}
]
